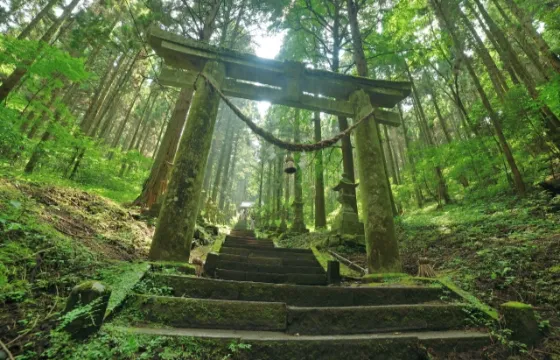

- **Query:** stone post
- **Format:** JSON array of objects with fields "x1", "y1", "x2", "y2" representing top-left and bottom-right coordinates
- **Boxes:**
[
  {"x1": 63, "y1": 281, "x2": 111, "y2": 339},
  {"x1": 327, "y1": 261, "x2": 341, "y2": 285},
  {"x1": 149, "y1": 61, "x2": 226, "y2": 261},
  {"x1": 350, "y1": 90, "x2": 401, "y2": 273}
]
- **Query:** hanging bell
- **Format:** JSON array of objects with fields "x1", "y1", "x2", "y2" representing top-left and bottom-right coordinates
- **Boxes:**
[{"x1": 284, "y1": 154, "x2": 296, "y2": 174}]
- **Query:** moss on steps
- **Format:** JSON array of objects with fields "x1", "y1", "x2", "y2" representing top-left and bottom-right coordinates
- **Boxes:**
[{"x1": 120, "y1": 294, "x2": 287, "y2": 331}]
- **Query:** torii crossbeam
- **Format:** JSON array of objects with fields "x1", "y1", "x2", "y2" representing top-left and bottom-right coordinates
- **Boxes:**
[{"x1": 147, "y1": 26, "x2": 411, "y2": 272}]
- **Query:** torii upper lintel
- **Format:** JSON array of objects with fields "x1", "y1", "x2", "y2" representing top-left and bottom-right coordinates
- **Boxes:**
[{"x1": 148, "y1": 26, "x2": 411, "y2": 125}]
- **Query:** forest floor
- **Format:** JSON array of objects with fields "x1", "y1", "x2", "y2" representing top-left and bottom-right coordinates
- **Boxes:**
[
  {"x1": 1, "y1": 174, "x2": 559, "y2": 359},
  {"x1": 0, "y1": 175, "x2": 153, "y2": 358},
  {"x1": 278, "y1": 193, "x2": 560, "y2": 359}
]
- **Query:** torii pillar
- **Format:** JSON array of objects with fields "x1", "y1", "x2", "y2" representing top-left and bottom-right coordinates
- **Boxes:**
[
  {"x1": 149, "y1": 61, "x2": 225, "y2": 261},
  {"x1": 351, "y1": 90, "x2": 401, "y2": 273}
]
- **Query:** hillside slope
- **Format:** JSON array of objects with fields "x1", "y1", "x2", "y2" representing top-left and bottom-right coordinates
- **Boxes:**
[{"x1": 0, "y1": 177, "x2": 152, "y2": 358}]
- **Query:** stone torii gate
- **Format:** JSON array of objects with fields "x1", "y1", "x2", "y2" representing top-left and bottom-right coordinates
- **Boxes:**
[{"x1": 147, "y1": 26, "x2": 411, "y2": 272}]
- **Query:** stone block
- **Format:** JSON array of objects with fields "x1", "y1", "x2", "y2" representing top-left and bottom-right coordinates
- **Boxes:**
[
  {"x1": 327, "y1": 261, "x2": 341, "y2": 285},
  {"x1": 500, "y1": 302, "x2": 541, "y2": 346},
  {"x1": 129, "y1": 295, "x2": 287, "y2": 331},
  {"x1": 63, "y1": 281, "x2": 111, "y2": 340}
]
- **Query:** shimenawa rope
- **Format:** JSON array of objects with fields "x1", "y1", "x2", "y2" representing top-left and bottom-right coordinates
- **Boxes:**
[{"x1": 196, "y1": 72, "x2": 375, "y2": 152}]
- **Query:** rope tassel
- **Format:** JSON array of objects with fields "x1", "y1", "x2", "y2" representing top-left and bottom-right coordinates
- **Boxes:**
[{"x1": 198, "y1": 72, "x2": 375, "y2": 152}]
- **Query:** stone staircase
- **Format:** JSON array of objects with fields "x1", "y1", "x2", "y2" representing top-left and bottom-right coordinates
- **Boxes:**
[
  {"x1": 111, "y1": 229, "x2": 491, "y2": 359},
  {"x1": 209, "y1": 229, "x2": 328, "y2": 285}
]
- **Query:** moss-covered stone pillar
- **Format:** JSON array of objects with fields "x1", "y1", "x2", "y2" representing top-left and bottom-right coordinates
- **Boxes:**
[
  {"x1": 292, "y1": 109, "x2": 307, "y2": 233},
  {"x1": 149, "y1": 61, "x2": 225, "y2": 261},
  {"x1": 350, "y1": 89, "x2": 401, "y2": 273},
  {"x1": 63, "y1": 281, "x2": 111, "y2": 339}
]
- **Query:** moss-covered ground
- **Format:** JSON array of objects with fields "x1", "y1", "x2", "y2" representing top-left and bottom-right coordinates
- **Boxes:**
[{"x1": 0, "y1": 176, "x2": 218, "y2": 359}]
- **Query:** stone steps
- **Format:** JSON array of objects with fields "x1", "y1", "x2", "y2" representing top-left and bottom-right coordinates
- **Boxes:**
[
  {"x1": 224, "y1": 240, "x2": 275, "y2": 248},
  {"x1": 125, "y1": 294, "x2": 469, "y2": 335},
  {"x1": 145, "y1": 275, "x2": 450, "y2": 306},
  {"x1": 216, "y1": 268, "x2": 327, "y2": 285},
  {"x1": 224, "y1": 237, "x2": 275, "y2": 247},
  {"x1": 218, "y1": 253, "x2": 323, "y2": 269},
  {"x1": 230, "y1": 230, "x2": 256, "y2": 237},
  {"x1": 116, "y1": 326, "x2": 490, "y2": 360},
  {"x1": 286, "y1": 304, "x2": 467, "y2": 335},
  {"x1": 106, "y1": 228, "x2": 492, "y2": 358},
  {"x1": 216, "y1": 260, "x2": 326, "y2": 275},
  {"x1": 126, "y1": 295, "x2": 286, "y2": 331},
  {"x1": 220, "y1": 246, "x2": 317, "y2": 260}
]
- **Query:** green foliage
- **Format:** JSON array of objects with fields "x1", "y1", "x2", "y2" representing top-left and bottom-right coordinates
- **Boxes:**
[{"x1": 44, "y1": 325, "x2": 252, "y2": 360}]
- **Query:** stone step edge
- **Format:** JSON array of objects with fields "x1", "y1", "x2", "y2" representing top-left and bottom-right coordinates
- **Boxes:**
[
  {"x1": 221, "y1": 245, "x2": 313, "y2": 254},
  {"x1": 126, "y1": 294, "x2": 471, "y2": 335},
  {"x1": 113, "y1": 326, "x2": 489, "y2": 342},
  {"x1": 113, "y1": 325, "x2": 490, "y2": 358},
  {"x1": 285, "y1": 303, "x2": 469, "y2": 335},
  {"x1": 216, "y1": 253, "x2": 323, "y2": 268},
  {"x1": 216, "y1": 260, "x2": 326, "y2": 275},
  {"x1": 132, "y1": 288, "x2": 465, "y2": 311},
  {"x1": 216, "y1": 268, "x2": 327, "y2": 285},
  {"x1": 148, "y1": 273, "x2": 446, "y2": 294},
  {"x1": 220, "y1": 247, "x2": 315, "y2": 257},
  {"x1": 150, "y1": 273, "x2": 448, "y2": 307},
  {"x1": 126, "y1": 294, "x2": 287, "y2": 331}
]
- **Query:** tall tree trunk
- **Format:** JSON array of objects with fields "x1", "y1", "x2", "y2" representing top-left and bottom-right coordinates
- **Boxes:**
[
  {"x1": 391, "y1": 127, "x2": 403, "y2": 185},
  {"x1": 218, "y1": 127, "x2": 239, "y2": 210},
  {"x1": 17, "y1": 0, "x2": 61, "y2": 40},
  {"x1": 23, "y1": 88, "x2": 63, "y2": 173},
  {"x1": 127, "y1": 91, "x2": 156, "y2": 152},
  {"x1": 203, "y1": 134, "x2": 219, "y2": 196},
  {"x1": 134, "y1": 93, "x2": 158, "y2": 151},
  {"x1": 329, "y1": 7, "x2": 359, "y2": 215},
  {"x1": 427, "y1": 82, "x2": 453, "y2": 143},
  {"x1": 383, "y1": 125, "x2": 399, "y2": 185},
  {"x1": 90, "y1": 51, "x2": 140, "y2": 137},
  {"x1": 133, "y1": 87, "x2": 194, "y2": 207},
  {"x1": 110, "y1": 78, "x2": 145, "y2": 149},
  {"x1": 501, "y1": 0, "x2": 560, "y2": 74},
  {"x1": 456, "y1": 6, "x2": 509, "y2": 99},
  {"x1": 136, "y1": 0, "x2": 221, "y2": 208},
  {"x1": 79, "y1": 51, "x2": 122, "y2": 134},
  {"x1": 292, "y1": 109, "x2": 307, "y2": 233},
  {"x1": 211, "y1": 116, "x2": 233, "y2": 203},
  {"x1": 398, "y1": 105, "x2": 423, "y2": 208},
  {"x1": 313, "y1": 112, "x2": 327, "y2": 228},
  {"x1": 431, "y1": 0, "x2": 526, "y2": 195},
  {"x1": 27, "y1": 90, "x2": 59, "y2": 139},
  {"x1": 347, "y1": 0, "x2": 401, "y2": 272},
  {"x1": 470, "y1": 0, "x2": 560, "y2": 145},
  {"x1": 265, "y1": 160, "x2": 273, "y2": 226},
  {"x1": 0, "y1": 0, "x2": 81, "y2": 102},
  {"x1": 275, "y1": 151, "x2": 284, "y2": 225},
  {"x1": 258, "y1": 150, "x2": 265, "y2": 208},
  {"x1": 492, "y1": 0, "x2": 553, "y2": 78},
  {"x1": 152, "y1": 106, "x2": 171, "y2": 159},
  {"x1": 406, "y1": 62, "x2": 452, "y2": 205},
  {"x1": 224, "y1": 135, "x2": 240, "y2": 212}
]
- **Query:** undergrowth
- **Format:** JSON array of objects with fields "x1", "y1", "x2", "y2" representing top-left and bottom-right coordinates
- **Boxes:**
[{"x1": 0, "y1": 176, "x2": 151, "y2": 358}]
